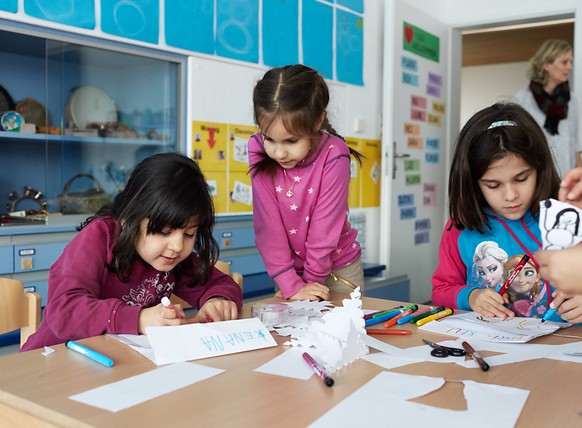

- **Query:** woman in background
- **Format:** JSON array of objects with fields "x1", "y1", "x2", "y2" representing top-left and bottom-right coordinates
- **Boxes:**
[{"x1": 514, "y1": 39, "x2": 580, "y2": 176}]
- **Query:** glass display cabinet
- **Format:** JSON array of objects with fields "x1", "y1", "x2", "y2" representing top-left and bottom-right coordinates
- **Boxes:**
[{"x1": 0, "y1": 22, "x2": 186, "y2": 218}]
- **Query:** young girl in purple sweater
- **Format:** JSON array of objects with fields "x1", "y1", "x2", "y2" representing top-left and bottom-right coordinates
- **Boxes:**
[
  {"x1": 249, "y1": 64, "x2": 364, "y2": 301},
  {"x1": 22, "y1": 153, "x2": 242, "y2": 351}
]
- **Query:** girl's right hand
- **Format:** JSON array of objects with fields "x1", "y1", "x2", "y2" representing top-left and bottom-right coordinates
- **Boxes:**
[
  {"x1": 138, "y1": 303, "x2": 185, "y2": 334},
  {"x1": 468, "y1": 288, "x2": 514, "y2": 320},
  {"x1": 291, "y1": 282, "x2": 330, "y2": 301}
]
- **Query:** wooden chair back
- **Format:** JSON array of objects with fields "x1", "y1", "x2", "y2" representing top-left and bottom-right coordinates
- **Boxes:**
[
  {"x1": 170, "y1": 261, "x2": 243, "y2": 309},
  {"x1": 0, "y1": 278, "x2": 41, "y2": 348}
]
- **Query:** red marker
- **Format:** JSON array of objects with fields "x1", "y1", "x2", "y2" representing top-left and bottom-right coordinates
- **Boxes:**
[
  {"x1": 161, "y1": 296, "x2": 184, "y2": 319},
  {"x1": 497, "y1": 254, "x2": 530, "y2": 296}
]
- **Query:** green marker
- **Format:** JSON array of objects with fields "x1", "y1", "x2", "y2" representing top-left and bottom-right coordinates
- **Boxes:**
[{"x1": 408, "y1": 306, "x2": 445, "y2": 323}]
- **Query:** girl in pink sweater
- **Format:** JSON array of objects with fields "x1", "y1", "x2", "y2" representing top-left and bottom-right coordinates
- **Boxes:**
[{"x1": 249, "y1": 64, "x2": 363, "y2": 301}]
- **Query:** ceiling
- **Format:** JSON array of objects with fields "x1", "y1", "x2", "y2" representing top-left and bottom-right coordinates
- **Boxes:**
[{"x1": 462, "y1": 22, "x2": 574, "y2": 67}]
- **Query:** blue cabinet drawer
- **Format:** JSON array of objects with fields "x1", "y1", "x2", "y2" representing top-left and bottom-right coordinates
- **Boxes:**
[
  {"x1": 219, "y1": 253, "x2": 265, "y2": 276},
  {"x1": 0, "y1": 247, "x2": 13, "y2": 274},
  {"x1": 13, "y1": 241, "x2": 68, "y2": 273},
  {"x1": 213, "y1": 226, "x2": 255, "y2": 250},
  {"x1": 22, "y1": 280, "x2": 49, "y2": 308}
]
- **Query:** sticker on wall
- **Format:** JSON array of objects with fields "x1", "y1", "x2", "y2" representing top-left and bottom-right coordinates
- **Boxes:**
[
  {"x1": 423, "y1": 182, "x2": 437, "y2": 206},
  {"x1": 216, "y1": 0, "x2": 259, "y2": 63},
  {"x1": 397, "y1": 194, "x2": 415, "y2": 207},
  {"x1": 101, "y1": 0, "x2": 158, "y2": 43},
  {"x1": 24, "y1": 0, "x2": 96, "y2": 29},
  {"x1": 229, "y1": 124, "x2": 256, "y2": 172},
  {"x1": 415, "y1": 218, "x2": 431, "y2": 232},
  {"x1": 405, "y1": 174, "x2": 421, "y2": 186},
  {"x1": 425, "y1": 152, "x2": 439, "y2": 164},
  {"x1": 400, "y1": 207, "x2": 417, "y2": 220},
  {"x1": 401, "y1": 55, "x2": 418, "y2": 72},
  {"x1": 192, "y1": 121, "x2": 228, "y2": 171},
  {"x1": 402, "y1": 71, "x2": 419, "y2": 87},
  {"x1": 404, "y1": 159, "x2": 420, "y2": 172},
  {"x1": 432, "y1": 101, "x2": 446, "y2": 114},
  {"x1": 425, "y1": 138, "x2": 440, "y2": 150},
  {"x1": 411, "y1": 95, "x2": 426, "y2": 109},
  {"x1": 403, "y1": 21, "x2": 440, "y2": 63},
  {"x1": 410, "y1": 108, "x2": 426, "y2": 121},
  {"x1": 414, "y1": 231, "x2": 430, "y2": 245},
  {"x1": 165, "y1": 0, "x2": 214, "y2": 54},
  {"x1": 403, "y1": 122, "x2": 420, "y2": 135},
  {"x1": 427, "y1": 113, "x2": 442, "y2": 126},
  {"x1": 426, "y1": 84, "x2": 441, "y2": 98},
  {"x1": 407, "y1": 136, "x2": 424, "y2": 150}
]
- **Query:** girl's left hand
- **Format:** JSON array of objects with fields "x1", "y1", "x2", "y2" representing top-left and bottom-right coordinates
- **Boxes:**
[
  {"x1": 553, "y1": 291, "x2": 582, "y2": 324},
  {"x1": 190, "y1": 298, "x2": 239, "y2": 323}
]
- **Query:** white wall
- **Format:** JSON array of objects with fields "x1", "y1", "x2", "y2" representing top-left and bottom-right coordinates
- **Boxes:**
[{"x1": 460, "y1": 61, "x2": 529, "y2": 127}]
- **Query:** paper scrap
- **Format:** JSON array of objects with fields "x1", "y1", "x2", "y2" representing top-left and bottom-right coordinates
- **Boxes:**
[
  {"x1": 69, "y1": 362, "x2": 223, "y2": 412},
  {"x1": 42, "y1": 346, "x2": 55, "y2": 356}
]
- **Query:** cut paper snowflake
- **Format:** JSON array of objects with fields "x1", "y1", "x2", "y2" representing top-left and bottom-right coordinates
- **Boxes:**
[{"x1": 285, "y1": 287, "x2": 369, "y2": 373}]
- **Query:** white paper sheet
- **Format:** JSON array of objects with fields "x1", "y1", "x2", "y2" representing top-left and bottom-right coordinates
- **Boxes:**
[
  {"x1": 419, "y1": 312, "x2": 564, "y2": 342},
  {"x1": 309, "y1": 372, "x2": 529, "y2": 427},
  {"x1": 146, "y1": 318, "x2": 277, "y2": 365},
  {"x1": 254, "y1": 347, "x2": 315, "y2": 380},
  {"x1": 539, "y1": 198, "x2": 582, "y2": 250},
  {"x1": 69, "y1": 362, "x2": 224, "y2": 412}
]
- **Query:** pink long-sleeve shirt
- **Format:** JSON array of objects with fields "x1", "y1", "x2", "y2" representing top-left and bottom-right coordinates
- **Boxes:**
[
  {"x1": 249, "y1": 132, "x2": 361, "y2": 298},
  {"x1": 21, "y1": 217, "x2": 243, "y2": 351}
]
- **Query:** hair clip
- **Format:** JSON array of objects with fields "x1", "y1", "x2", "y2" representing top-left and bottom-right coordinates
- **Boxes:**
[{"x1": 488, "y1": 120, "x2": 517, "y2": 129}]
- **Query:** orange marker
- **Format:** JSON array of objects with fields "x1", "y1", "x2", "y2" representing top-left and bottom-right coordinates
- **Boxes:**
[
  {"x1": 366, "y1": 329, "x2": 412, "y2": 335},
  {"x1": 384, "y1": 308, "x2": 414, "y2": 328}
]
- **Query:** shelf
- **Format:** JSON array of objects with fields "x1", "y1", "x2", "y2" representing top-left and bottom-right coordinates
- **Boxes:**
[{"x1": 0, "y1": 131, "x2": 170, "y2": 147}]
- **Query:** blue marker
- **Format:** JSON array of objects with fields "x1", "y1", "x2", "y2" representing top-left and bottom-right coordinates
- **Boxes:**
[
  {"x1": 542, "y1": 306, "x2": 557, "y2": 323},
  {"x1": 66, "y1": 340, "x2": 114, "y2": 367},
  {"x1": 365, "y1": 310, "x2": 402, "y2": 327}
]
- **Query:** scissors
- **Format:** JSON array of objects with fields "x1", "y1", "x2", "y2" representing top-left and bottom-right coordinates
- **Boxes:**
[{"x1": 422, "y1": 339, "x2": 466, "y2": 358}]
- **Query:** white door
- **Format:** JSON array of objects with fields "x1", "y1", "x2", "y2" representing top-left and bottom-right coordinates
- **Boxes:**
[{"x1": 380, "y1": 1, "x2": 453, "y2": 303}]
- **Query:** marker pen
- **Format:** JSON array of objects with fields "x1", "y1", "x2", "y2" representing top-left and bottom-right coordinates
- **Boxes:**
[
  {"x1": 66, "y1": 340, "x2": 114, "y2": 367},
  {"x1": 416, "y1": 308, "x2": 454, "y2": 326},
  {"x1": 542, "y1": 305, "x2": 557, "y2": 323},
  {"x1": 161, "y1": 296, "x2": 184, "y2": 319},
  {"x1": 497, "y1": 254, "x2": 530, "y2": 296},
  {"x1": 302, "y1": 352, "x2": 334, "y2": 387}
]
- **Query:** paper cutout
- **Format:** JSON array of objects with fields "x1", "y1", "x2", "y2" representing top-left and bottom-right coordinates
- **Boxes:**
[
  {"x1": 309, "y1": 372, "x2": 529, "y2": 427},
  {"x1": 42, "y1": 346, "x2": 55, "y2": 356},
  {"x1": 70, "y1": 362, "x2": 224, "y2": 412},
  {"x1": 419, "y1": 311, "x2": 564, "y2": 343},
  {"x1": 539, "y1": 198, "x2": 582, "y2": 250},
  {"x1": 285, "y1": 288, "x2": 368, "y2": 373},
  {"x1": 146, "y1": 318, "x2": 277, "y2": 365},
  {"x1": 254, "y1": 347, "x2": 315, "y2": 380}
]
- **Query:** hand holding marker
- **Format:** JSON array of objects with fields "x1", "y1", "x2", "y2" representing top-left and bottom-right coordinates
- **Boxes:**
[
  {"x1": 497, "y1": 254, "x2": 530, "y2": 296},
  {"x1": 161, "y1": 296, "x2": 184, "y2": 319}
]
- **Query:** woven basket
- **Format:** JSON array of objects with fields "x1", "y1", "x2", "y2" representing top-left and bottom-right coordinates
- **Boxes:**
[{"x1": 58, "y1": 174, "x2": 112, "y2": 214}]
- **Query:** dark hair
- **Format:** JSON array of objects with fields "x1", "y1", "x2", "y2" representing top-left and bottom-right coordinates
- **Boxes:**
[
  {"x1": 250, "y1": 64, "x2": 362, "y2": 176},
  {"x1": 448, "y1": 102, "x2": 560, "y2": 233},
  {"x1": 80, "y1": 153, "x2": 218, "y2": 284}
]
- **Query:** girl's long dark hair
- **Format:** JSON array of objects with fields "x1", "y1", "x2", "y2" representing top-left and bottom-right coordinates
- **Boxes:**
[
  {"x1": 448, "y1": 102, "x2": 560, "y2": 233},
  {"x1": 250, "y1": 64, "x2": 363, "y2": 177},
  {"x1": 80, "y1": 153, "x2": 218, "y2": 284}
]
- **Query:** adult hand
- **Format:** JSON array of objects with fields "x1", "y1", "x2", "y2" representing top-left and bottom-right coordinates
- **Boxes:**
[
  {"x1": 468, "y1": 287, "x2": 514, "y2": 319},
  {"x1": 558, "y1": 167, "x2": 582, "y2": 208},
  {"x1": 537, "y1": 245, "x2": 582, "y2": 295}
]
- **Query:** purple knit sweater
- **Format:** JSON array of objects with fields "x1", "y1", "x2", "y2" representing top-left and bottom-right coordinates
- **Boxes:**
[{"x1": 21, "y1": 217, "x2": 243, "y2": 351}]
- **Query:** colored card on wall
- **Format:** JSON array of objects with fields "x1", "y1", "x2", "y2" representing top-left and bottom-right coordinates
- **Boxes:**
[
  {"x1": 215, "y1": 0, "x2": 259, "y2": 63},
  {"x1": 345, "y1": 137, "x2": 361, "y2": 208},
  {"x1": 302, "y1": 0, "x2": 333, "y2": 79},
  {"x1": 165, "y1": 0, "x2": 214, "y2": 54},
  {"x1": 101, "y1": 0, "x2": 158, "y2": 43},
  {"x1": 192, "y1": 121, "x2": 228, "y2": 171},
  {"x1": 263, "y1": 0, "x2": 299, "y2": 67},
  {"x1": 24, "y1": 0, "x2": 95, "y2": 29},
  {"x1": 336, "y1": 9, "x2": 364, "y2": 86},
  {"x1": 337, "y1": 0, "x2": 363, "y2": 13},
  {"x1": 361, "y1": 139, "x2": 381, "y2": 207},
  {"x1": 402, "y1": 21, "x2": 440, "y2": 63},
  {"x1": 0, "y1": 0, "x2": 17, "y2": 13},
  {"x1": 228, "y1": 124, "x2": 256, "y2": 172}
]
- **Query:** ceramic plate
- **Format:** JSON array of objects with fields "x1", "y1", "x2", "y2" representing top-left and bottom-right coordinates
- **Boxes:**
[{"x1": 67, "y1": 85, "x2": 117, "y2": 129}]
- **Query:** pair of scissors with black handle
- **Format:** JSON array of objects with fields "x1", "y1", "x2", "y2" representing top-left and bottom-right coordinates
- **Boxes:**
[{"x1": 422, "y1": 339, "x2": 466, "y2": 358}]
